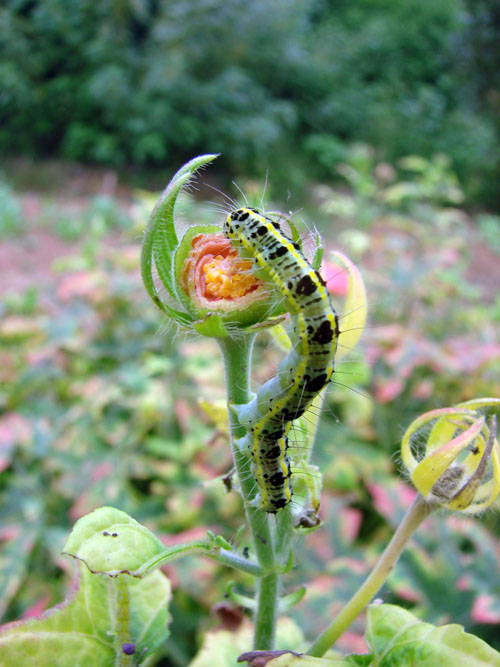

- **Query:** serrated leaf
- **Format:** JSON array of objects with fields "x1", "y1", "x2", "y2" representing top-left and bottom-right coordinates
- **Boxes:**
[
  {"x1": 0, "y1": 564, "x2": 171, "y2": 666},
  {"x1": 63, "y1": 506, "x2": 165, "y2": 575},
  {"x1": 366, "y1": 603, "x2": 500, "y2": 666}
]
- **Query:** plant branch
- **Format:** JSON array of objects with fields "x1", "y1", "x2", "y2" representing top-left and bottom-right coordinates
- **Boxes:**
[
  {"x1": 307, "y1": 494, "x2": 436, "y2": 657},
  {"x1": 134, "y1": 541, "x2": 264, "y2": 578}
]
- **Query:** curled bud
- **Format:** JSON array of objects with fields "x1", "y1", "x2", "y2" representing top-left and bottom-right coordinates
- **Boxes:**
[{"x1": 401, "y1": 399, "x2": 500, "y2": 513}]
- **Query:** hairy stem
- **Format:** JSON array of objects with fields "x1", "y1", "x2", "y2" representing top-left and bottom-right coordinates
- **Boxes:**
[
  {"x1": 307, "y1": 494, "x2": 436, "y2": 657},
  {"x1": 135, "y1": 541, "x2": 264, "y2": 578},
  {"x1": 218, "y1": 334, "x2": 282, "y2": 650}
]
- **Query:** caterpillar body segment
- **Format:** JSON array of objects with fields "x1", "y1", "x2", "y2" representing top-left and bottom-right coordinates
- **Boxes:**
[{"x1": 224, "y1": 207, "x2": 339, "y2": 513}]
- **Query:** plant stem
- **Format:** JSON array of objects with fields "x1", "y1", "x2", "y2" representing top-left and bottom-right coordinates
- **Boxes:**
[
  {"x1": 218, "y1": 334, "x2": 281, "y2": 650},
  {"x1": 112, "y1": 576, "x2": 133, "y2": 667},
  {"x1": 135, "y1": 541, "x2": 264, "y2": 578},
  {"x1": 307, "y1": 494, "x2": 436, "y2": 657}
]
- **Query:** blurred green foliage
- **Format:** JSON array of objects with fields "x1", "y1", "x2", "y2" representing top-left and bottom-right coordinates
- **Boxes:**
[{"x1": 1, "y1": 0, "x2": 499, "y2": 203}]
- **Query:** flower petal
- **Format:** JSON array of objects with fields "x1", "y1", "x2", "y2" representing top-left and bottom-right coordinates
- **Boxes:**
[{"x1": 329, "y1": 251, "x2": 367, "y2": 361}]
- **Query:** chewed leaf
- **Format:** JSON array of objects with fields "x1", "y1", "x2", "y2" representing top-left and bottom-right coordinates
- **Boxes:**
[
  {"x1": 0, "y1": 564, "x2": 171, "y2": 666},
  {"x1": 63, "y1": 506, "x2": 165, "y2": 576},
  {"x1": 329, "y1": 251, "x2": 367, "y2": 361},
  {"x1": 238, "y1": 651, "x2": 358, "y2": 665},
  {"x1": 190, "y1": 618, "x2": 307, "y2": 667},
  {"x1": 366, "y1": 603, "x2": 500, "y2": 666}
]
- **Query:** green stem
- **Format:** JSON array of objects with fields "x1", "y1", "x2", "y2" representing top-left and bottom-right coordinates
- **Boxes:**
[
  {"x1": 135, "y1": 542, "x2": 264, "y2": 578},
  {"x1": 218, "y1": 334, "x2": 280, "y2": 650},
  {"x1": 112, "y1": 576, "x2": 133, "y2": 667},
  {"x1": 307, "y1": 495, "x2": 436, "y2": 657},
  {"x1": 254, "y1": 572, "x2": 279, "y2": 647}
]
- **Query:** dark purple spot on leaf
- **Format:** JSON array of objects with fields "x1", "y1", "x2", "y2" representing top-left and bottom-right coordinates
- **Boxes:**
[{"x1": 122, "y1": 643, "x2": 135, "y2": 655}]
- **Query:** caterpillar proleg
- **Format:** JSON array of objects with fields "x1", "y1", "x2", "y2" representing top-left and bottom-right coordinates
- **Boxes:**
[{"x1": 224, "y1": 207, "x2": 339, "y2": 513}]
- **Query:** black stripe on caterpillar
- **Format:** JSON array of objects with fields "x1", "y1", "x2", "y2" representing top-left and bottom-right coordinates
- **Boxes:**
[{"x1": 224, "y1": 207, "x2": 339, "y2": 513}]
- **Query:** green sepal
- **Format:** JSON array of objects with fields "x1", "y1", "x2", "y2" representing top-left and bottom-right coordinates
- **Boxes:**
[
  {"x1": 141, "y1": 154, "x2": 218, "y2": 314},
  {"x1": 285, "y1": 216, "x2": 302, "y2": 247},
  {"x1": 193, "y1": 313, "x2": 231, "y2": 337},
  {"x1": 249, "y1": 314, "x2": 288, "y2": 331},
  {"x1": 312, "y1": 233, "x2": 325, "y2": 270},
  {"x1": 153, "y1": 297, "x2": 195, "y2": 327}
]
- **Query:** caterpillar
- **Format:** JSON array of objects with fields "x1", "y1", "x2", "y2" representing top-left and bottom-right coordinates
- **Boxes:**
[{"x1": 224, "y1": 207, "x2": 339, "y2": 513}]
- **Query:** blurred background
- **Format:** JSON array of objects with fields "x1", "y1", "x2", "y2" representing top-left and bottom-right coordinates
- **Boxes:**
[{"x1": 1, "y1": 1, "x2": 500, "y2": 664}]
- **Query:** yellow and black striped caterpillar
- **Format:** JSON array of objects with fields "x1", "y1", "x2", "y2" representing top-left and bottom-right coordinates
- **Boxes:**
[{"x1": 224, "y1": 207, "x2": 339, "y2": 513}]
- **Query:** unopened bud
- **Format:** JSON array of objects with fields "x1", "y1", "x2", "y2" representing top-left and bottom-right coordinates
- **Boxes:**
[{"x1": 401, "y1": 399, "x2": 500, "y2": 513}]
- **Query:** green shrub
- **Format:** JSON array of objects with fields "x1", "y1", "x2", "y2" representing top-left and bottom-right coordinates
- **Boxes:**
[{"x1": 0, "y1": 0, "x2": 499, "y2": 203}]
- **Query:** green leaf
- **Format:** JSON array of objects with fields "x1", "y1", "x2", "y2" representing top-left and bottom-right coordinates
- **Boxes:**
[
  {"x1": 63, "y1": 506, "x2": 165, "y2": 576},
  {"x1": 0, "y1": 564, "x2": 171, "y2": 666},
  {"x1": 366, "y1": 603, "x2": 500, "y2": 666}
]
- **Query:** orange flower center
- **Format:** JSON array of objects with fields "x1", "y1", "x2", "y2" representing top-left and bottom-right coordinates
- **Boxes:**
[
  {"x1": 203, "y1": 253, "x2": 258, "y2": 300},
  {"x1": 181, "y1": 233, "x2": 264, "y2": 308}
]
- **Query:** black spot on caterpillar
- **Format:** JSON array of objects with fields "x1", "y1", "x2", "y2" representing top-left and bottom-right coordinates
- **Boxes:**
[{"x1": 224, "y1": 207, "x2": 339, "y2": 513}]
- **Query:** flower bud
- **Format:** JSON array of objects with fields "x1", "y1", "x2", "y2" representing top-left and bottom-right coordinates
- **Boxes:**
[
  {"x1": 401, "y1": 399, "x2": 500, "y2": 513},
  {"x1": 174, "y1": 226, "x2": 278, "y2": 334},
  {"x1": 141, "y1": 155, "x2": 279, "y2": 337}
]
